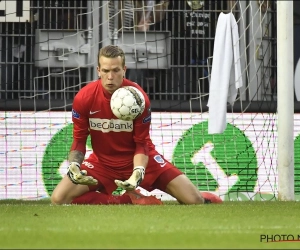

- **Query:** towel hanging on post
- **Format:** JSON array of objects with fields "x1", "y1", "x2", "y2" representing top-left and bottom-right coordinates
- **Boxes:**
[{"x1": 207, "y1": 12, "x2": 243, "y2": 134}]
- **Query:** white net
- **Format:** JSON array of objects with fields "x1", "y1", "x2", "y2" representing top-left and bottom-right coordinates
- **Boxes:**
[
  {"x1": 185, "y1": 1, "x2": 279, "y2": 201},
  {"x1": 1, "y1": 0, "x2": 298, "y2": 201}
]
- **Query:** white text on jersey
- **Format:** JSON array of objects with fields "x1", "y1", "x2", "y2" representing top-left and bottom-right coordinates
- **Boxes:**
[{"x1": 89, "y1": 118, "x2": 133, "y2": 133}]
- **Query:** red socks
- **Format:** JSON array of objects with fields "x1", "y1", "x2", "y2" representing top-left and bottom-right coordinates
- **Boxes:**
[{"x1": 71, "y1": 191, "x2": 132, "y2": 205}]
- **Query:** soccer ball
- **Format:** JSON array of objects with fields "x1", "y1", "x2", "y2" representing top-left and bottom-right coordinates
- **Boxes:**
[{"x1": 110, "y1": 86, "x2": 145, "y2": 121}]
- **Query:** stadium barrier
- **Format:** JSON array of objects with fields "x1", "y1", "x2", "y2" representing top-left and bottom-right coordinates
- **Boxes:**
[{"x1": 1, "y1": 111, "x2": 300, "y2": 201}]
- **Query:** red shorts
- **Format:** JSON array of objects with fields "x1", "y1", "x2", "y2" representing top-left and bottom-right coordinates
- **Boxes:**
[{"x1": 80, "y1": 152, "x2": 183, "y2": 194}]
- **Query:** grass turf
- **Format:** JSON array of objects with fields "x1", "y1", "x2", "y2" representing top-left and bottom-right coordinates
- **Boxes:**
[{"x1": 0, "y1": 200, "x2": 300, "y2": 249}]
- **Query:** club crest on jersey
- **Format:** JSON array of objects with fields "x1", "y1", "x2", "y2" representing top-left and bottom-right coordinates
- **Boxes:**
[
  {"x1": 154, "y1": 155, "x2": 165, "y2": 164},
  {"x1": 72, "y1": 109, "x2": 80, "y2": 119}
]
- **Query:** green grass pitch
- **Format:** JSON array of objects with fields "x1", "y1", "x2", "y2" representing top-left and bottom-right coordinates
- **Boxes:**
[{"x1": 1, "y1": 200, "x2": 300, "y2": 249}]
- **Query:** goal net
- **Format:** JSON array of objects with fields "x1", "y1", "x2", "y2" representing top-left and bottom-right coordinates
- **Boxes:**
[{"x1": 0, "y1": 0, "x2": 295, "y2": 201}]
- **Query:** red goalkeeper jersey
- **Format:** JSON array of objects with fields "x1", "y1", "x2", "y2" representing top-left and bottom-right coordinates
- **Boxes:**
[{"x1": 71, "y1": 78, "x2": 154, "y2": 169}]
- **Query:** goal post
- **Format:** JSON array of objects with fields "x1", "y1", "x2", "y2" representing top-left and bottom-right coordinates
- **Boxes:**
[{"x1": 277, "y1": 1, "x2": 294, "y2": 201}]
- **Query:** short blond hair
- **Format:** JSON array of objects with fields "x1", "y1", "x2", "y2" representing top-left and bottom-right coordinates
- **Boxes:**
[{"x1": 98, "y1": 45, "x2": 125, "y2": 67}]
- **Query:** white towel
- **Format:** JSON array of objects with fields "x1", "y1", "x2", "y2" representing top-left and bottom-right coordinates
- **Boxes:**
[{"x1": 207, "y1": 12, "x2": 243, "y2": 134}]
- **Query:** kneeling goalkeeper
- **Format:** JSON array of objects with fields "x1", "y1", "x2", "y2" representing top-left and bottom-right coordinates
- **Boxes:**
[{"x1": 51, "y1": 45, "x2": 222, "y2": 205}]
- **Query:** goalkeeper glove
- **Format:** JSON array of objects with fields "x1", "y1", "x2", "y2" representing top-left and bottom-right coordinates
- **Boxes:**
[
  {"x1": 115, "y1": 166, "x2": 145, "y2": 190},
  {"x1": 67, "y1": 162, "x2": 98, "y2": 185}
]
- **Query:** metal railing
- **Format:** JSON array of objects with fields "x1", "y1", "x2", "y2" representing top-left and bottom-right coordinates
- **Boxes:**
[{"x1": 0, "y1": 0, "x2": 278, "y2": 112}]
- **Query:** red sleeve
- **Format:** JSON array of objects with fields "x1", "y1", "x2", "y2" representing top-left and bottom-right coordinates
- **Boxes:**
[
  {"x1": 70, "y1": 139, "x2": 87, "y2": 155},
  {"x1": 133, "y1": 89, "x2": 152, "y2": 156},
  {"x1": 70, "y1": 92, "x2": 90, "y2": 155},
  {"x1": 135, "y1": 142, "x2": 149, "y2": 155}
]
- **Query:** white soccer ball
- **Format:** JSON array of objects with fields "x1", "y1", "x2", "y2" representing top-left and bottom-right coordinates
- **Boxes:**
[{"x1": 110, "y1": 86, "x2": 145, "y2": 121}]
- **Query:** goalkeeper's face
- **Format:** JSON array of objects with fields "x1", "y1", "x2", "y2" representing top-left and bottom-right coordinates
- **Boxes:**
[{"x1": 97, "y1": 56, "x2": 127, "y2": 94}]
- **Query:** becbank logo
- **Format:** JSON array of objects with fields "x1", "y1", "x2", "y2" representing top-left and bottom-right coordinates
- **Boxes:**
[{"x1": 89, "y1": 118, "x2": 133, "y2": 133}]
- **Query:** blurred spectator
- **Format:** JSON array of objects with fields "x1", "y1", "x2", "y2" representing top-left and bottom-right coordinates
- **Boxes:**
[
  {"x1": 108, "y1": 0, "x2": 170, "y2": 93},
  {"x1": 109, "y1": 0, "x2": 169, "y2": 32}
]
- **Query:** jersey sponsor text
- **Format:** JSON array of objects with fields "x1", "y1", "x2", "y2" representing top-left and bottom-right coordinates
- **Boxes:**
[{"x1": 89, "y1": 118, "x2": 133, "y2": 133}]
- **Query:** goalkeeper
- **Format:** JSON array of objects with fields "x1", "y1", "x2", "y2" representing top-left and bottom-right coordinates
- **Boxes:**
[{"x1": 51, "y1": 45, "x2": 222, "y2": 205}]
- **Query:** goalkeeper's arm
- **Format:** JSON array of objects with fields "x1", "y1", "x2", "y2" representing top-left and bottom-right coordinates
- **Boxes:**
[
  {"x1": 115, "y1": 153, "x2": 148, "y2": 190},
  {"x1": 69, "y1": 150, "x2": 85, "y2": 167}
]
